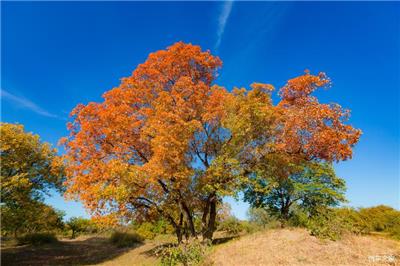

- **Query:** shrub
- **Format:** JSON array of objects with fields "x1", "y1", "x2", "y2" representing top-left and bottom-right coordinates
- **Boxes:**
[
  {"x1": 135, "y1": 222, "x2": 157, "y2": 240},
  {"x1": 307, "y1": 207, "x2": 368, "y2": 240},
  {"x1": 307, "y1": 213, "x2": 344, "y2": 240},
  {"x1": 239, "y1": 221, "x2": 261, "y2": 234},
  {"x1": 159, "y1": 240, "x2": 209, "y2": 266},
  {"x1": 17, "y1": 232, "x2": 58, "y2": 246},
  {"x1": 153, "y1": 219, "x2": 175, "y2": 235},
  {"x1": 388, "y1": 223, "x2": 400, "y2": 240},
  {"x1": 288, "y1": 208, "x2": 309, "y2": 228},
  {"x1": 110, "y1": 231, "x2": 144, "y2": 248},
  {"x1": 359, "y1": 205, "x2": 400, "y2": 235},
  {"x1": 217, "y1": 217, "x2": 243, "y2": 235}
]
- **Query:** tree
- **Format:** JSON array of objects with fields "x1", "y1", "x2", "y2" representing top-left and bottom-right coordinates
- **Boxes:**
[
  {"x1": 1, "y1": 123, "x2": 64, "y2": 205},
  {"x1": 62, "y1": 42, "x2": 239, "y2": 242},
  {"x1": 0, "y1": 123, "x2": 65, "y2": 237},
  {"x1": 237, "y1": 71, "x2": 360, "y2": 226},
  {"x1": 61, "y1": 43, "x2": 361, "y2": 242},
  {"x1": 66, "y1": 217, "x2": 92, "y2": 239},
  {"x1": 244, "y1": 162, "x2": 346, "y2": 226},
  {"x1": 1, "y1": 201, "x2": 64, "y2": 237}
]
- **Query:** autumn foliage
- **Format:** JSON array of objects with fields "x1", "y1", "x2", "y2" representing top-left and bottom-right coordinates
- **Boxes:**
[{"x1": 61, "y1": 42, "x2": 361, "y2": 242}]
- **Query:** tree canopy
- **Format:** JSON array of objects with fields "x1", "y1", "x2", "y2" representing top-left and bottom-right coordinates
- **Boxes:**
[
  {"x1": 243, "y1": 162, "x2": 347, "y2": 224},
  {"x1": 0, "y1": 123, "x2": 65, "y2": 236},
  {"x1": 1, "y1": 123, "x2": 64, "y2": 205},
  {"x1": 61, "y1": 42, "x2": 361, "y2": 241}
]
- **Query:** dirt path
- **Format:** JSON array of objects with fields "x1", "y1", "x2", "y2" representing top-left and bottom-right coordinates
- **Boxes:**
[{"x1": 1, "y1": 236, "x2": 159, "y2": 266}]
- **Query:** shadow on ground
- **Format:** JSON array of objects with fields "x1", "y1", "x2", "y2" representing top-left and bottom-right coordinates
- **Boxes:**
[{"x1": 1, "y1": 237, "x2": 143, "y2": 266}]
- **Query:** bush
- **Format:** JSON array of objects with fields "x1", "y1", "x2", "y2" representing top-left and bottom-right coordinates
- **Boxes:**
[
  {"x1": 359, "y1": 205, "x2": 400, "y2": 235},
  {"x1": 217, "y1": 217, "x2": 243, "y2": 235},
  {"x1": 153, "y1": 219, "x2": 175, "y2": 235},
  {"x1": 158, "y1": 240, "x2": 209, "y2": 266},
  {"x1": 388, "y1": 223, "x2": 400, "y2": 240},
  {"x1": 307, "y1": 207, "x2": 368, "y2": 240},
  {"x1": 110, "y1": 231, "x2": 144, "y2": 248},
  {"x1": 17, "y1": 232, "x2": 58, "y2": 246},
  {"x1": 135, "y1": 222, "x2": 157, "y2": 240},
  {"x1": 288, "y1": 208, "x2": 309, "y2": 228},
  {"x1": 307, "y1": 211, "x2": 345, "y2": 241},
  {"x1": 239, "y1": 221, "x2": 261, "y2": 234}
]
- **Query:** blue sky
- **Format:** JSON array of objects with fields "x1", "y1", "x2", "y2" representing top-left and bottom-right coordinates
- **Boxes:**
[{"x1": 2, "y1": 2, "x2": 399, "y2": 220}]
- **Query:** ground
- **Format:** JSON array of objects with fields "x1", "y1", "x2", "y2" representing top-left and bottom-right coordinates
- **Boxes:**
[
  {"x1": 1, "y1": 229, "x2": 399, "y2": 266},
  {"x1": 206, "y1": 229, "x2": 400, "y2": 266}
]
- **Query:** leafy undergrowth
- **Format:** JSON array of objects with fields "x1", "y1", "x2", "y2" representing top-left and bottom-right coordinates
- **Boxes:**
[
  {"x1": 109, "y1": 231, "x2": 144, "y2": 248},
  {"x1": 17, "y1": 232, "x2": 59, "y2": 246}
]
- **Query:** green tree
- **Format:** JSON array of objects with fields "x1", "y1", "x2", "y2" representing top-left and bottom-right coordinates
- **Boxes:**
[
  {"x1": 66, "y1": 217, "x2": 92, "y2": 239},
  {"x1": 244, "y1": 163, "x2": 346, "y2": 226},
  {"x1": 0, "y1": 123, "x2": 64, "y2": 205},
  {"x1": 1, "y1": 201, "x2": 64, "y2": 237},
  {"x1": 0, "y1": 123, "x2": 65, "y2": 237}
]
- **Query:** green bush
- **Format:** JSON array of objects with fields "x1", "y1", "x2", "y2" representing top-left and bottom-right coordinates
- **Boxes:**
[
  {"x1": 359, "y1": 205, "x2": 400, "y2": 235},
  {"x1": 388, "y1": 223, "x2": 400, "y2": 240},
  {"x1": 159, "y1": 240, "x2": 209, "y2": 266},
  {"x1": 307, "y1": 211, "x2": 344, "y2": 241},
  {"x1": 135, "y1": 222, "x2": 157, "y2": 240},
  {"x1": 217, "y1": 217, "x2": 243, "y2": 235},
  {"x1": 110, "y1": 231, "x2": 144, "y2": 248},
  {"x1": 17, "y1": 232, "x2": 58, "y2": 246},
  {"x1": 288, "y1": 208, "x2": 309, "y2": 228},
  {"x1": 239, "y1": 221, "x2": 262, "y2": 234},
  {"x1": 307, "y1": 207, "x2": 373, "y2": 240},
  {"x1": 152, "y1": 219, "x2": 175, "y2": 235}
]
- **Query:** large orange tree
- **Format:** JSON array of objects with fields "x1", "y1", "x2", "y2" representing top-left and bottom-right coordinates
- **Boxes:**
[
  {"x1": 62, "y1": 42, "x2": 238, "y2": 241},
  {"x1": 62, "y1": 43, "x2": 361, "y2": 241}
]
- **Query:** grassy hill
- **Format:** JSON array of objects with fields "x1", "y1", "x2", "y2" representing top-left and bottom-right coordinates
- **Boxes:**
[{"x1": 206, "y1": 228, "x2": 400, "y2": 266}]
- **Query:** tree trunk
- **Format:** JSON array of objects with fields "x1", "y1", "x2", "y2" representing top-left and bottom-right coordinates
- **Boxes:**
[
  {"x1": 201, "y1": 198, "x2": 210, "y2": 237},
  {"x1": 175, "y1": 213, "x2": 184, "y2": 244},
  {"x1": 203, "y1": 194, "x2": 217, "y2": 240},
  {"x1": 280, "y1": 201, "x2": 290, "y2": 228},
  {"x1": 180, "y1": 201, "x2": 196, "y2": 238}
]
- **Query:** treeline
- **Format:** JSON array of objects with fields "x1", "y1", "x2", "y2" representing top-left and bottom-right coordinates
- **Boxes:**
[{"x1": 244, "y1": 205, "x2": 400, "y2": 240}]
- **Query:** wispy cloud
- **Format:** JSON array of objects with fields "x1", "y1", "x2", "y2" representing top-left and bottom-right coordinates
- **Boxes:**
[
  {"x1": 215, "y1": 1, "x2": 233, "y2": 51},
  {"x1": 1, "y1": 89, "x2": 60, "y2": 119}
]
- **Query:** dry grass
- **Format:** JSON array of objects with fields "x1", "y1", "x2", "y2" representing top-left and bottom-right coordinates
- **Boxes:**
[
  {"x1": 206, "y1": 228, "x2": 400, "y2": 266},
  {"x1": 2, "y1": 230, "x2": 399, "y2": 265},
  {"x1": 0, "y1": 234, "x2": 173, "y2": 266}
]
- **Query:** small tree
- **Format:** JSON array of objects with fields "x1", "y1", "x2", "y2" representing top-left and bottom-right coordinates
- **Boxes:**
[{"x1": 66, "y1": 217, "x2": 91, "y2": 238}]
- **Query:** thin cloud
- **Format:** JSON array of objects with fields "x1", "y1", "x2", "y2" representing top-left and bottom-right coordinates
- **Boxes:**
[
  {"x1": 1, "y1": 89, "x2": 60, "y2": 119},
  {"x1": 215, "y1": 1, "x2": 233, "y2": 51}
]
